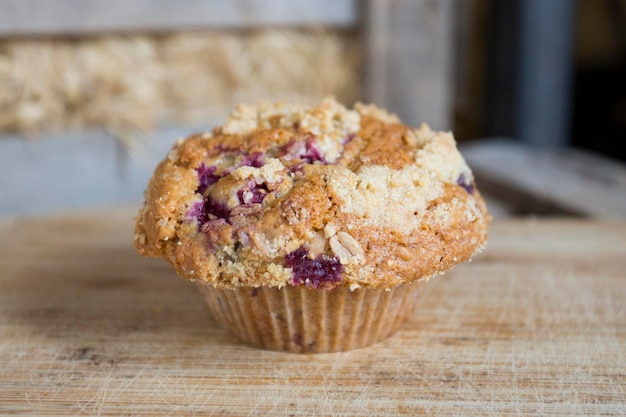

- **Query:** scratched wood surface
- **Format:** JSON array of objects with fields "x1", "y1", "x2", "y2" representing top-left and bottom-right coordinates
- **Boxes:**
[{"x1": 0, "y1": 207, "x2": 625, "y2": 416}]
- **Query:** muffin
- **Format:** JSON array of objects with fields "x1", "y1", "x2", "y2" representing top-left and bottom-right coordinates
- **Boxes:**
[{"x1": 134, "y1": 97, "x2": 489, "y2": 353}]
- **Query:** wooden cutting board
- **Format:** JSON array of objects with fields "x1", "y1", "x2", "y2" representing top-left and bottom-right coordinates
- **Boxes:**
[{"x1": 1, "y1": 207, "x2": 625, "y2": 416}]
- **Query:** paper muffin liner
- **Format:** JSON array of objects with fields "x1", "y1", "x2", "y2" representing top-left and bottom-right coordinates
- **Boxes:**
[{"x1": 196, "y1": 280, "x2": 427, "y2": 353}]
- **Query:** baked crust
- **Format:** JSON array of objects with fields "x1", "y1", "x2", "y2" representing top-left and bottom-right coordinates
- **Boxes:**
[{"x1": 135, "y1": 97, "x2": 489, "y2": 290}]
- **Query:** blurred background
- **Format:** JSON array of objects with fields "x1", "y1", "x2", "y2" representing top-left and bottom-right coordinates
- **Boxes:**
[{"x1": 1, "y1": 0, "x2": 625, "y2": 218}]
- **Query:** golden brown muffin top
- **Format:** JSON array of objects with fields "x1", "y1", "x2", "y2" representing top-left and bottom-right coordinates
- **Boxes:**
[{"x1": 135, "y1": 98, "x2": 489, "y2": 290}]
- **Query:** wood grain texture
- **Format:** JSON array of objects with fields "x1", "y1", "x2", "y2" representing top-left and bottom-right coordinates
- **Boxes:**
[
  {"x1": 0, "y1": 0, "x2": 357, "y2": 36},
  {"x1": 0, "y1": 208, "x2": 625, "y2": 416},
  {"x1": 461, "y1": 139, "x2": 626, "y2": 219},
  {"x1": 0, "y1": 127, "x2": 192, "y2": 217},
  {"x1": 364, "y1": 0, "x2": 454, "y2": 130}
]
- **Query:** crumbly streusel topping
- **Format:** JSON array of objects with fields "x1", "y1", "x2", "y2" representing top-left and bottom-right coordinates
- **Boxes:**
[{"x1": 135, "y1": 97, "x2": 489, "y2": 290}]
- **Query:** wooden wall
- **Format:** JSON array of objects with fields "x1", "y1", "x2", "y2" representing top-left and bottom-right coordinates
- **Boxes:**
[{"x1": 0, "y1": 0, "x2": 456, "y2": 216}]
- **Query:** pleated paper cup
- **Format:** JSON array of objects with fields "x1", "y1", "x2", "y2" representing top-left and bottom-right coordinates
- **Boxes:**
[{"x1": 196, "y1": 280, "x2": 427, "y2": 353}]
